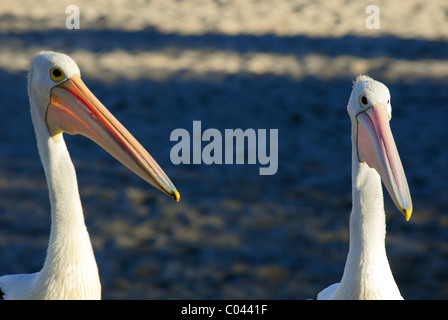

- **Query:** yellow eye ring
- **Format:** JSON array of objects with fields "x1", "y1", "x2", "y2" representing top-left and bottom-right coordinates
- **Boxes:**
[
  {"x1": 359, "y1": 95, "x2": 369, "y2": 107},
  {"x1": 50, "y1": 67, "x2": 65, "y2": 82}
]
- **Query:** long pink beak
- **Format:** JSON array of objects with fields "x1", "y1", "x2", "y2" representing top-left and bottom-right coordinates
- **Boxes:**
[
  {"x1": 357, "y1": 104, "x2": 412, "y2": 220},
  {"x1": 46, "y1": 75, "x2": 180, "y2": 202}
]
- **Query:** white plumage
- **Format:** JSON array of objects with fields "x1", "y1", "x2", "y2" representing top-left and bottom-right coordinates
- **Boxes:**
[
  {"x1": 0, "y1": 51, "x2": 179, "y2": 299},
  {"x1": 317, "y1": 75, "x2": 412, "y2": 300}
]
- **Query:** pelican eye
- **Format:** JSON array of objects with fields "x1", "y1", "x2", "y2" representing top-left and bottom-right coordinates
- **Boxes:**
[
  {"x1": 359, "y1": 95, "x2": 369, "y2": 107},
  {"x1": 50, "y1": 67, "x2": 65, "y2": 82}
]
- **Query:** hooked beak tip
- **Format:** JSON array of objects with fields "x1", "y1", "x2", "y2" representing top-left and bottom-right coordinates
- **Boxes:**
[
  {"x1": 174, "y1": 190, "x2": 180, "y2": 202},
  {"x1": 404, "y1": 208, "x2": 412, "y2": 221}
]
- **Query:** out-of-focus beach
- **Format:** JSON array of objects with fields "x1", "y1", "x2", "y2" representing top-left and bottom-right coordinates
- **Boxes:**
[{"x1": 0, "y1": 0, "x2": 447, "y2": 299}]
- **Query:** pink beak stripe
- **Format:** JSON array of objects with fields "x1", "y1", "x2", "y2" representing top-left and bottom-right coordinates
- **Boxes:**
[{"x1": 357, "y1": 104, "x2": 412, "y2": 220}]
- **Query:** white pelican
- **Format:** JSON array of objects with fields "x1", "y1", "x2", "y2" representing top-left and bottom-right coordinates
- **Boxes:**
[
  {"x1": 316, "y1": 75, "x2": 412, "y2": 300},
  {"x1": 0, "y1": 51, "x2": 180, "y2": 300}
]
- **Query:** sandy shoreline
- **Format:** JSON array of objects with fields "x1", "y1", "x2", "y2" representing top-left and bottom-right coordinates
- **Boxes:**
[
  {"x1": 0, "y1": 0, "x2": 447, "y2": 299},
  {"x1": 1, "y1": 0, "x2": 447, "y2": 39}
]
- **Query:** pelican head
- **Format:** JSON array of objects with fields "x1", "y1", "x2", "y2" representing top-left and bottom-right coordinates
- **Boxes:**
[
  {"x1": 347, "y1": 75, "x2": 412, "y2": 220},
  {"x1": 28, "y1": 51, "x2": 180, "y2": 201}
]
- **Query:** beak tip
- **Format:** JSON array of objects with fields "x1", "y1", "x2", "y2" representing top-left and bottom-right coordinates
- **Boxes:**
[
  {"x1": 174, "y1": 190, "x2": 180, "y2": 202},
  {"x1": 404, "y1": 208, "x2": 412, "y2": 221}
]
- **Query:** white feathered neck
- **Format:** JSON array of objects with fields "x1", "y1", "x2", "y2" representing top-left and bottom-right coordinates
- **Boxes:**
[
  {"x1": 28, "y1": 60, "x2": 101, "y2": 299},
  {"x1": 329, "y1": 120, "x2": 402, "y2": 300},
  {"x1": 0, "y1": 53, "x2": 101, "y2": 299}
]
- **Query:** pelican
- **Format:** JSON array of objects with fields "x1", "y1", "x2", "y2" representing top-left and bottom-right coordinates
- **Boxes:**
[
  {"x1": 0, "y1": 51, "x2": 180, "y2": 300},
  {"x1": 316, "y1": 75, "x2": 412, "y2": 300}
]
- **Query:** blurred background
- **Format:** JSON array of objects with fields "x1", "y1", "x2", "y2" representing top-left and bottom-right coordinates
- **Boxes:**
[{"x1": 0, "y1": 0, "x2": 447, "y2": 299}]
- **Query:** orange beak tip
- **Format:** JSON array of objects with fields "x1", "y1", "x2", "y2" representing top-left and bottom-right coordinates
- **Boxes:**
[
  {"x1": 404, "y1": 208, "x2": 412, "y2": 221},
  {"x1": 174, "y1": 190, "x2": 180, "y2": 202}
]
